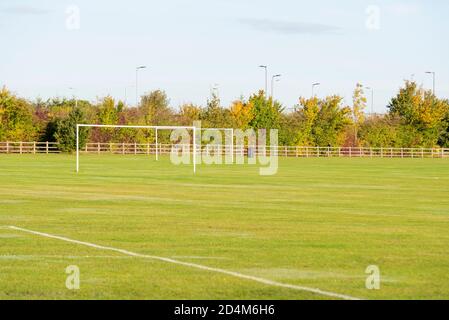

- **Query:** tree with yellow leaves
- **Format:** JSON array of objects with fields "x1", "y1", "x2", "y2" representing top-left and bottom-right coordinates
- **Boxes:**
[{"x1": 230, "y1": 98, "x2": 254, "y2": 129}]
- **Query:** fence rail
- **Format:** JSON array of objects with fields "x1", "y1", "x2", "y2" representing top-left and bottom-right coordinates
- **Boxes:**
[
  {"x1": 0, "y1": 142, "x2": 60, "y2": 154},
  {"x1": 1, "y1": 142, "x2": 448, "y2": 158},
  {"x1": 81, "y1": 143, "x2": 449, "y2": 159}
]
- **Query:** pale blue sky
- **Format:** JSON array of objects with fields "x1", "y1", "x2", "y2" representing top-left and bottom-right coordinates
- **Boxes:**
[{"x1": 0, "y1": 0, "x2": 447, "y2": 112}]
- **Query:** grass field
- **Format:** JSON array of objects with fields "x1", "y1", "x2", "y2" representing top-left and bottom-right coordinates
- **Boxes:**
[{"x1": 1, "y1": 154, "x2": 449, "y2": 300}]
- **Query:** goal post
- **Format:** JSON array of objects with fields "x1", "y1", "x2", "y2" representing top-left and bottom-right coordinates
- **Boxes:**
[{"x1": 76, "y1": 124, "x2": 197, "y2": 173}]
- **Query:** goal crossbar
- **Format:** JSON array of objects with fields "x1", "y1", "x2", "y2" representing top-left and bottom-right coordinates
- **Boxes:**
[{"x1": 76, "y1": 124, "x2": 197, "y2": 173}]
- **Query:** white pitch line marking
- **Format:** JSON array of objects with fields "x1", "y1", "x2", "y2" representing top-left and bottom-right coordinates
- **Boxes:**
[{"x1": 9, "y1": 226, "x2": 362, "y2": 300}]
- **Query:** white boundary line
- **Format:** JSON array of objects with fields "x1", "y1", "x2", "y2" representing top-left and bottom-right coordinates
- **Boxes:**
[{"x1": 9, "y1": 226, "x2": 362, "y2": 301}]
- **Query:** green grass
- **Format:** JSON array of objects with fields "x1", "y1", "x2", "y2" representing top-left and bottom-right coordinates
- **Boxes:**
[{"x1": 1, "y1": 154, "x2": 449, "y2": 300}]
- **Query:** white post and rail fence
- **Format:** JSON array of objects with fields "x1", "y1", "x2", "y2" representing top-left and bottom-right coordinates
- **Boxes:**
[{"x1": 0, "y1": 142, "x2": 448, "y2": 159}]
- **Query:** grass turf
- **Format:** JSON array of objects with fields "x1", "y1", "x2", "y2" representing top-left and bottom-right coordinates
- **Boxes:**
[{"x1": 1, "y1": 154, "x2": 449, "y2": 300}]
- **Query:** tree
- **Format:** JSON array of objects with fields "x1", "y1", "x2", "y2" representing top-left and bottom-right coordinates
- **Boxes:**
[
  {"x1": 178, "y1": 103, "x2": 202, "y2": 126},
  {"x1": 249, "y1": 90, "x2": 282, "y2": 130},
  {"x1": 352, "y1": 83, "x2": 367, "y2": 146},
  {"x1": 438, "y1": 111, "x2": 449, "y2": 147},
  {"x1": 388, "y1": 81, "x2": 449, "y2": 147},
  {"x1": 91, "y1": 96, "x2": 120, "y2": 143},
  {"x1": 279, "y1": 111, "x2": 302, "y2": 146},
  {"x1": 139, "y1": 90, "x2": 172, "y2": 126},
  {"x1": 54, "y1": 108, "x2": 89, "y2": 152},
  {"x1": 230, "y1": 98, "x2": 254, "y2": 129},
  {"x1": 295, "y1": 95, "x2": 352, "y2": 147},
  {"x1": 202, "y1": 92, "x2": 232, "y2": 128},
  {"x1": 296, "y1": 97, "x2": 319, "y2": 146},
  {"x1": 358, "y1": 115, "x2": 399, "y2": 147},
  {"x1": 0, "y1": 87, "x2": 36, "y2": 141}
]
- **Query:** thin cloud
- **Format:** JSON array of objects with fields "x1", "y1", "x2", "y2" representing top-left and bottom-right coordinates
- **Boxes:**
[
  {"x1": 239, "y1": 18, "x2": 342, "y2": 35},
  {"x1": 1, "y1": 6, "x2": 50, "y2": 15}
]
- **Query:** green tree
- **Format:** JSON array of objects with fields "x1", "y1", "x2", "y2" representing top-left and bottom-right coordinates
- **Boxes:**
[
  {"x1": 202, "y1": 92, "x2": 232, "y2": 128},
  {"x1": 249, "y1": 90, "x2": 282, "y2": 130},
  {"x1": 138, "y1": 90, "x2": 173, "y2": 143},
  {"x1": 139, "y1": 90, "x2": 172, "y2": 126},
  {"x1": 54, "y1": 108, "x2": 89, "y2": 152},
  {"x1": 296, "y1": 95, "x2": 352, "y2": 146},
  {"x1": 358, "y1": 116, "x2": 399, "y2": 147}
]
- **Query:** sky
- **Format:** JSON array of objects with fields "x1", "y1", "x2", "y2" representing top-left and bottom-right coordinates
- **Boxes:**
[{"x1": 0, "y1": 0, "x2": 448, "y2": 112}]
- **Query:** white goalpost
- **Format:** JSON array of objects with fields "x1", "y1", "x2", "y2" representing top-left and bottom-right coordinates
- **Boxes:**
[{"x1": 76, "y1": 124, "x2": 197, "y2": 173}]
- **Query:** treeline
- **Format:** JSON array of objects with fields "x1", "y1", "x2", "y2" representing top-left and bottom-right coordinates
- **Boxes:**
[{"x1": 1, "y1": 81, "x2": 448, "y2": 151}]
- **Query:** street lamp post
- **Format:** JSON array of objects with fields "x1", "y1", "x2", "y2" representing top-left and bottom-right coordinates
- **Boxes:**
[
  {"x1": 136, "y1": 66, "x2": 147, "y2": 107},
  {"x1": 312, "y1": 83, "x2": 320, "y2": 97},
  {"x1": 365, "y1": 86, "x2": 374, "y2": 115},
  {"x1": 271, "y1": 74, "x2": 281, "y2": 107},
  {"x1": 259, "y1": 65, "x2": 268, "y2": 95},
  {"x1": 425, "y1": 71, "x2": 436, "y2": 95}
]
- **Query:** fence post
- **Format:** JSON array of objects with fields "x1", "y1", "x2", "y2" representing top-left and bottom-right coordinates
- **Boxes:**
[
  {"x1": 122, "y1": 143, "x2": 125, "y2": 155},
  {"x1": 349, "y1": 147, "x2": 352, "y2": 158},
  {"x1": 296, "y1": 146, "x2": 299, "y2": 158},
  {"x1": 421, "y1": 148, "x2": 424, "y2": 159},
  {"x1": 97, "y1": 142, "x2": 100, "y2": 155},
  {"x1": 33, "y1": 142, "x2": 36, "y2": 154},
  {"x1": 401, "y1": 148, "x2": 404, "y2": 158},
  {"x1": 134, "y1": 142, "x2": 137, "y2": 155},
  {"x1": 19, "y1": 142, "x2": 23, "y2": 154},
  {"x1": 46, "y1": 141, "x2": 49, "y2": 154}
]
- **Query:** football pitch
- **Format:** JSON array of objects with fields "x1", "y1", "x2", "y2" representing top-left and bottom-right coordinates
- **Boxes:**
[{"x1": 1, "y1": 154, "x2": 449, "y2": 300}]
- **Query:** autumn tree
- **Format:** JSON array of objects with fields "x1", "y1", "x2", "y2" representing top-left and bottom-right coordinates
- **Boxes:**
[
  {"x1": 351, "y1": 83, "x2": 367, "y2": 146},
  {"x1": 230, "y1": 98, "x2": 253, "y2": 129},
  {"x1": 0, "y1": 87, "x2": 36, "y2": 141},
  {"x1": 388, "y1": 81, "x2": 449, "y2": 147},
  {"x1": 178, "y1": 103, "x2": 202, "y2": 126}
]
